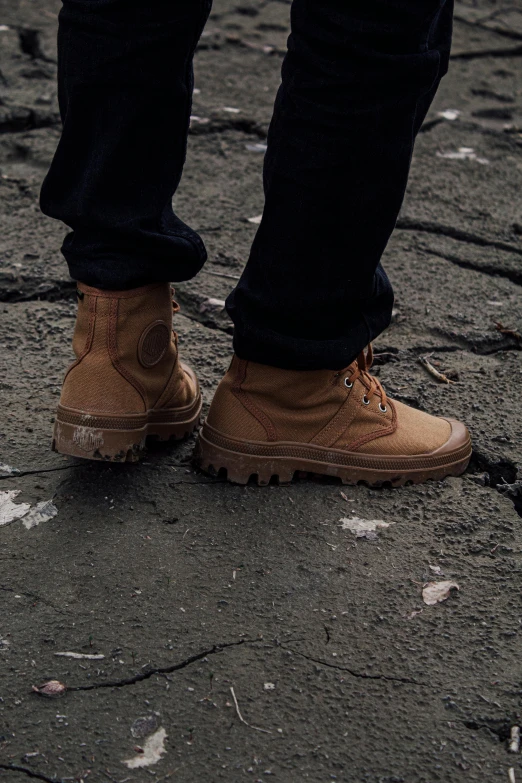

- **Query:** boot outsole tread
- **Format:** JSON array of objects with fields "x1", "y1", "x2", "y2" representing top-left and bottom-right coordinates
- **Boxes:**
[{"x1": 195, "y1": 427, "x2": 472, "y2": 487}]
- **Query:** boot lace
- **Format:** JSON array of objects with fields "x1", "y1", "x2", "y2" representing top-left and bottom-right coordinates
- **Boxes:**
[{"x1": 342, "y1": 345, "x2": 388, "y2": 413}]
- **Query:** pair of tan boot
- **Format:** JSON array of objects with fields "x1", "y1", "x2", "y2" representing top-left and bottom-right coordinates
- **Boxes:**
[{"x1": 53, "y1": 282, "x2": 472, "y2": 486}]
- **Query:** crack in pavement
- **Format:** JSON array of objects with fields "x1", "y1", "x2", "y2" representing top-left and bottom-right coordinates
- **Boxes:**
[
  {"x1": 66, "y1": 639, "x2": 251, "y2": 692},
  {"x1": 0, "y1": 464, "x2": 82, "y2": 480},
  {"x1": 189, "y1": 116, "x2": 267, "y2": 139},
  {"x1": 0, "y1": 279, "x2": 76, "y2": 303},
  {"x1": 0, "y1": 110, "x2": 60, "y2": 135},
  {"x1": 420, "y1": 326, "x2": 521, "y2": 356},
  {"x1": 16, "y1": 27, "x2": 56, "y2": 63},
  {"x1": 0, "y1": 114, "x2": 266, "y2": 141},
  {"x1": 451, "y1": 43, "x2": 522, "y2": 60},
  {"x1": 454, "y1": 15, "x2": 522, "y2": 43},
  {"x1": 422, "y1": 247, "x2": 522, "y2": 287},
  {"x1": 396, "y1": 218, "x2": 522, "y2": 258},
  {"x1": 470, "y1": 449, "x2": 518, "y2": 486},
  {"x1": 283, "y1": 647, "x2": 420, "y2": 685},
  {"x1": 0, "y1": 764, "x2": 64, "y2": 783},
  {"x1": 0, "y1": 586, "x2": 68, "y2": 616}
]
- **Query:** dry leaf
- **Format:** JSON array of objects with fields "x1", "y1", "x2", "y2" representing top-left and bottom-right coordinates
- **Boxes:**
[
  {"x1": 32, "y1": 680, "x2": 66, "y2": 697},
  {"x1": 339, "y1": 517, "x2": 392, "y2": 538},
  {"x1": 199, "y1": 298, "x2": 225, "y2": 313},
  {"x1": 422, "y1": 580, "x2": 459, "y2": 606}
]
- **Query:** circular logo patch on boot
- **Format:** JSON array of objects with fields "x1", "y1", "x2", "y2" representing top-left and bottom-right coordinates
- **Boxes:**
[{"x1": 138, "y1": 321, "x2": 171, "y2": 368}]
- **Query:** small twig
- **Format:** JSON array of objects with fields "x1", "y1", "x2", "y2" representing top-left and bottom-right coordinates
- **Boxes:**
[
  {"x1": 204, "y1": 270, "x2": 241, "y2": 280},
  {"x1": 509, "y1": 726, "x2": 521, "y2": 753},
  {"x1": 418, "y1": 354, "x2": 455, "y2": 384},
  {"x1": 494, "y1": 321, "x2": 522, "y2": 342},
  {"x1": 229, "y1": 686, "x2": 271, "y2": 734},
  {"x1": 155, "y1": 770, "x2": 180, "y2": 782}
]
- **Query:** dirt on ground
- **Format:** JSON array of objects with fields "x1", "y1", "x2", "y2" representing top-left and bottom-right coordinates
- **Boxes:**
[{"x1": 1, "y1": 1, "x2": 521, "y2": 781}]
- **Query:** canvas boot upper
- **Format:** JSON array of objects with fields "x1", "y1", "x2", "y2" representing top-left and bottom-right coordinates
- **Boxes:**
[
  {"x1": 198, "y1": 346, "x2": 471, "y2": 485},
  {"x1": 53, "y1": 282, "x2": 201, "y2": 461}
]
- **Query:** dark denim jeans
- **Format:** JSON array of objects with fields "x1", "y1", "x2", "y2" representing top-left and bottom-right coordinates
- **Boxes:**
[{"x1": 40, "y1": 0, "x2": 453, "y2": 370}]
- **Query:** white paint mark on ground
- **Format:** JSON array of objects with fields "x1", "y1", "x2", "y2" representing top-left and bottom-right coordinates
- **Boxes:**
[
  {"x1": 0, "y1": 490, "x2": 31, "y2": 526},
  {"x1": 22, "y1": 500, "x2": 58, "y2": 529},
  {"x1": 123, "y1": 727, "x2": 167, "y2": 769},
  {"x1": 0, "y1": 464, "x2": 20, "y2": 477},
  {"x1": 0, "y1": 492, "x2": 57, "y2": 529}
]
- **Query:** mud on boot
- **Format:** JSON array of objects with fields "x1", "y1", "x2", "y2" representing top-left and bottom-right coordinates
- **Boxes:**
[{"x1": 53, "y1": 283, "x2": 202, "y2": 462}]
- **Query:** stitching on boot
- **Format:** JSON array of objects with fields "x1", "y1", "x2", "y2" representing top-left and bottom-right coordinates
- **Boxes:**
[
  {"x1": 107, "y1": 298, "x2": 148, "y2": 407},
  {"x1": 63, "y1": 294, "x2": 97, "y2": 381},
  {"x1": 78, "y1": 282, "x2": 164, "y2": 299},
  {"x1": 310, "y1": 387, "x2": 360, "y2": 447},
  {"x1": 154, "y1": 359, "x2": 191, "y2": 410},
  {"x1": 343, "y1": 399, "x2": 398, "y2": 452},
  {"x1": 231, "y1": 359, "x2": 278, "y2": 442}
]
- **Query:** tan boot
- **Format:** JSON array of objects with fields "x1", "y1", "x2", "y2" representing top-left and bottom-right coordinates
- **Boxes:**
[
  {"x1": 53, "y1": 282, "x2": 201, "y2": 462},
  {"x1": 197, "y1": 346, "x2": 471, "y2": 486}
]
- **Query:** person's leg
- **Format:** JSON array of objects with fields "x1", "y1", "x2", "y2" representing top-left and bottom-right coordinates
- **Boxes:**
[
  {"x1": 46, "y1": 0, "x2": 211, "y2": 461},
  {"x1": 198, "y1": 0, "x2": 472, "y2": 485},
  {"x1": 227, "y1": 0, "x2": 453, "y2": 371},
  {"x1": 41, "y1": 0, "x2": 211, "y2": 290}
]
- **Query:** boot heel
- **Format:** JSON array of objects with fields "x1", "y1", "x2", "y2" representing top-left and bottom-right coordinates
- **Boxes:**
[{"x1": 52, "y1": 417, "x2": 146, "y2": 462}]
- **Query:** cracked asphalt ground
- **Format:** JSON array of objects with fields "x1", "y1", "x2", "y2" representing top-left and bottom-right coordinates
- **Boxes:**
[{"x1": 1, "y1": 0, "x2": 521, "y2": 781}]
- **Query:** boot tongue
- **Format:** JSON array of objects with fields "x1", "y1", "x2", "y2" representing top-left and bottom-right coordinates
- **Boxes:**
[
  {"x1": 357, "y1": 345, "x2": 373, "y2": 372},
  {"x1": 338, "y1": 346, "x2": 372, "y2": 380}
]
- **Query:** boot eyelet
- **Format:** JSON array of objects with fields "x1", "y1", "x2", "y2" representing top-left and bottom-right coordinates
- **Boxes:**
[
  {"x1": 344, "y1": 378, "x2": 353, "y2": 388},
  {"x1": 379, "y1": 403, "x2": 387, "y2": 413},
  {"x1": 362, "y1": 395, "x2": 370, "y2": 405}
]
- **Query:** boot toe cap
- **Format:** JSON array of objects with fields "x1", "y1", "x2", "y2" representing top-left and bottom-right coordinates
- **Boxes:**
[{"x1": 432, "y1": 418, "x2": 472, "y2": 457}]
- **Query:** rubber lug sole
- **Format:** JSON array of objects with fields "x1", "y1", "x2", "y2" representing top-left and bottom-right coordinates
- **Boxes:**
[
  {"x1": 52, "y1": 399, "x2": 202, "y2": 463},
  {"x1": 195, "y1": 428, "x2": 472, "y2": 487}
]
